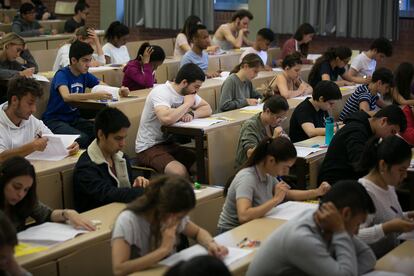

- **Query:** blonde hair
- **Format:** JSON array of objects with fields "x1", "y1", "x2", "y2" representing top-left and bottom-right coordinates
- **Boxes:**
[
  {"x1": 0, "y1": 33, "x2": 25, "y2": 50},
  {"x1": 65, "y1": 25, "x2": 93, "y2": 45}
]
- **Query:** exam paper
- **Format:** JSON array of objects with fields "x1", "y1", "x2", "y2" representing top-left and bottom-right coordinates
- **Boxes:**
[
  {"x1": 18, "y1": 222, "x2": 88, "y2": 243},
  {"x1": 88, "y1": 66, "x2": 118, "y2": 73},
  {"x1": 295, "y1": 146, "x2": 324, "y2": 158},
  {"x1": 266, "y1": 201, "x2": 318, "y2": 220},
  {"x1": 307, "y1": 54, "x2": 322, "y2": 62},
  {"x1": 292, "y1": 95, "x2": 311, "y2": 101},
  {"x1": 398, "y1": 231, "x2": 414, "y2": 240},
  {"x1": 172, "y1": 118, "x2": 225, "y2": 128},
  {"x1": 213, "y1": 71, "x2": 230, "y2": 81},
  {"x1": 32, "y1": 74, "x2": 50, "y2": 82},
  {"x1": 272, "y1": 67, "x2": 284, "y2": 72},
  {"x1": 26, "y1": 134, "x2": 79, "y2": 161},
  {"x1": 91, "y1": 85, "x2": 120, "y2": 100},
  {"x1": 240, "y1": 103, "x2": 264, "y2": 111}
]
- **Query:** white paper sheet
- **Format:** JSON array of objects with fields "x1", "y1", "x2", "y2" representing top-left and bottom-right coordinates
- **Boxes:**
[
  {"x1": 295, "y1": 146, "x2": 324, "y2": 158},
  {"x1": 172, "y1": 118, "x2": 225, "y2": 128},
  {"x1": 212, "y1": 71, "x2": 230, "y2": 81},
  {"x1": 32, "y1": 74, "x2": 50, "y2": 82},
  {"x1": 26, "y1": 134, "x2": 79, "y2": 161},
  {"x1": 266, "y1": 201, "x2": 318, "y2": 220},
  {"x1": 91, "y1": 85, "x2": 120, "y2": 100},
  {"x1": 307, "y1": 54, "x2": 322, "y2": 62},
  {"x1": 159, "y1": 245, "x2": 252, "y2": 267},
  {"x1": 292, "y1": 95, "x2": 311, "y2": 101},
  {"x1": 272, "y1": 68, "x2": 284, "y2": 72},
  {"x1": 18, "y1": 222, "x2": 88, "y2": 243},
  {"x1": 398, "y1": 231, "x2": 414, "y2": 240},
  {"x1": 88, "y1": 66, "x2": 118, "y2": 73},
  {"x1": 240, "y1": 103, "x2": 264, "y2": 111}
]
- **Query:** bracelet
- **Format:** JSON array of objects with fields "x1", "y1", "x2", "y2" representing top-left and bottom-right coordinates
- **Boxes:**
[{"x1": 187, "y1": 110, "x2": 195, "y2": 117}]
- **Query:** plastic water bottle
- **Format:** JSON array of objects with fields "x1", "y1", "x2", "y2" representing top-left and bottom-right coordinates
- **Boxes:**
[{"x1": 325, "y1": 116, "x2": 334, "y2": 145}]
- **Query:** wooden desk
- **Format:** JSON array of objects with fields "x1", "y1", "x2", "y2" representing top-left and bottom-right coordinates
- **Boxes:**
[{"x1": 375, "y1": 240, "x2": 414, "y2": 275}]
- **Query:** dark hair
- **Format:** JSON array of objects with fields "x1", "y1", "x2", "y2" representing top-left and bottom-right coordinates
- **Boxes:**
[
  {"x1": 312, "y1": 80, "x2": 342, "y2": 101},
  {"x1": 74, "y1": 1, "x2": 89, "y2": 14},
  {"x1": 230, "y1": 53, "x2": 264, "y2": 74},
  {"x1": 7, "y1": 76, "x2": 43, "y2": 104},
  {"x1": 225, "y1": 137, "x2": 296, "y2": 195},
  {"x1": 370, "y1": 37, "x2": 393, "y2": 57},
  {"x1": 135, "y1": 42, "x2": 166, "y2": 63},
  {"x1": 231, "y1": 9, "x2": 253, "y2": 22},
  {"x1": 181, "y1": 15, "x2": 202, "y2": 44},
  {"x1": 293, "y1": 23, "x2": 315, "y2": 56},
  {"x1": 105, "y1": 21, "x2": 129, "y2": 42},
  {"x1": 320, "y1": 180, "x2": 375, "y2": 214},
  {"x1": 257, "y1": 28, "x2": 275, "y2": 43},
  {"x1": 0, "y1": 210, "x2": 17, "y2": 248},
  {"x1": 20, "y1": 2, "x2": 35, "y2": 14},
  {"x1": 371, "y1": 67, "x2": 394, "y2": 86},
  {"x1": 127, "y1": 175, "x2": 196, "y2": 250},
  {"x1": 394, "y1": 62, "x2": 414, "y2": 100},
  {"x1": 357, "y1": 135, "x2": 411, "y2": 173},
  {"x1": 282, "y1": 52, "x2": 302, "y2": 69},
  {"x1": 373, "y1": 104, "x2": 407, "y2": 132},
  {"x1": 164, "y1": 255, "x2": 231, "y2": 276},
  {"x1": 263, "y1": 95, "x2": 289, "y2": 113},
  {"x1": 69, "y1": 40, "x2": 94, "y2": 63},
  {"x1": 0, "y1": 157, "x2": 37, "y2": 220},
  {"x1": 175, "y1": 63, "x2": 206, "y2": 84},
  {"x1": 188, "y1": 24, "x2": 207, "y2": 42},
  {"x1": 95, "y1": 107, "x2": 131, "y2": 140}
]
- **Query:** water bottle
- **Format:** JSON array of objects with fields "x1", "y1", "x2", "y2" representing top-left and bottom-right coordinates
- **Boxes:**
[{"x1": 325, "y1": 116, "x2": 334, "y2": 145}]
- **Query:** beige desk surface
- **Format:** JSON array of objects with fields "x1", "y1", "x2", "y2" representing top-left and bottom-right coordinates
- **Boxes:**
[
  {"x1": 24, "y1": 30, "x2": 105, "y2": 43},
  {"x1": 31, "y1": 150, "x2": 84, "y2": 176},
  {"x1": 375, "y1": 240, "x2": 414, "y2": 275},
  {"x1": 295, "y1": 136, "x2": 327, "y2": 162}
]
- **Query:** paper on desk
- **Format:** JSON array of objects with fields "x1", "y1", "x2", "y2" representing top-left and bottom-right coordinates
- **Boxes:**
[
  {"x1": 213, "y1": 71, "x2": 230, "y2": 81},
  {"x1": 362, "y1": 271, "x2": 406, "y2": 276},
  {"x1": 266, "y1": 201, "x2": 318, "y2": 220},
  {"x1": 32, "y1": 74, "x2": 50, "y2": 82},
  {"x1": 18, "y1": 222, "x2": 88, "y2": 243},
  {"x1": 88, "y1": 66, "x2": 118, "y2": 73},
  {"x1": 398, "y1": 231, "x2": 414, "y2": 240},
  {"x1": 340, "y1": 85, "x2": 358, "y2": 91},
  {"x1": 14, "y1": 242, "x2": 49, "y2": 257},
  {"x1": 295, "y1": 146, "x2": 324, "y2": 158},
  {"x1": 26, "y1": 134, "x2": 79, "y2": 161},
  {"x1": 272, "y1": 68, "x2": 284, "y2": 72},
  {"x1": 307, "y1": 54, "x2": 322, "y2": 62},
  {"x1": 292, "y1": 95, "x2": 310, "y2": 101},
  {"x1": 173, "y1": 118, "x2": 225, "y2": 128},
  {"x1": 159, "y1": 245, "x2": 252, "y2": 267},
  {"x1": 240, "y1": 103, "x2": 264, "y2": 111}
]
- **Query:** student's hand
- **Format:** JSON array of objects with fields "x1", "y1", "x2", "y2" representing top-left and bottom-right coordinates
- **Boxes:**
[
  {"x1": 273, "y1": 182, "x2": 290, "y2": 202},
  {"x1": 65, "y1": 210, "x2": 96, "y2": 231},
  {"x1": 141, "y1": 47, "x2": 154, "y2": 64},
  {"x1": 206, "y1": 45, "x2": 219, "y2": 54},
  {"x1": 133, "y1": 176, "x2": 150, "y2": 188},
  {"x1": 383, "y1": 218, "x2": 414, "y2": 234},
  {"x1": 87, "y1": 28, "x2": 99, "y2": 43},
  {"x1": 180, "y1": 113, "x2": 194, "y2": 122},
  {"x1": 207, "y1": 241, "x2": 228, "y2": 259},
  {"x1": 206, "y1": 71, "x2": 220, "y2": 78},
  {"x1": 342, "y1": 80, "x2": 355, "y2": 86},
  {"x1": 42, "y1": 12, "x2": 51, "y2": 20},
  {"x1": 19, "y1": 67, "x2": 35, "y2": 77},
  {"x1": 316, "y1": 182, "x2": 331, "y2": 196},
  {"x1": 314, "y1": 202, "x2": 345, "y2": 233},
  {"x1": 91, "y1": 91, "x2": 113, "y2": 100},
  {"x1": 246, "y1": 98, "x2": 258, "y2": 106},
  {"x1": 183, "y1": 94, "x2": 196, "y2": 107},
  {"x1": 241, "y1": 28, "x2": 249, "y2": 36},
  {"x1": 160, "y1": 218, "x2": 179, "y2": 253},
  {"x1": 32, "y1": 137, "x2": 48, "y2": 152},
  {"x1": 119, "y1": 86, "x2": 130, "y2": 97},
  {"x1": 406, "y1": 211, "x2": 414, "y2": 219},
  {"x1": 51, "y1": 28, "x2": 58, "y2": 35},
  {"x1": 67, "y1": 142, "x2": 79, "y2": 155},
  {"x1": 363, "y1": 76, "x2": 372, "y2": 84},
  {"x1": 272, "y1": 126, "x2": 283, "y2": 138},
  {"x1": 89, "y1": 60, "x2": 101, "y2": 67},
  {"x1": 264, "y1": 65, "x2": 272, "y2": 71}
]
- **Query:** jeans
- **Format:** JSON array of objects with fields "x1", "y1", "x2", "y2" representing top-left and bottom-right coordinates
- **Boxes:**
[{"x1": 45, "y1": 117, "x2": 95, "y2": 148}]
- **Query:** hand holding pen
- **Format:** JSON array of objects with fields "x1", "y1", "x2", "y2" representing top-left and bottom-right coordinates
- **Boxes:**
[{"x1": 32, "y1": 131, "x2": 48, "y2": 152}]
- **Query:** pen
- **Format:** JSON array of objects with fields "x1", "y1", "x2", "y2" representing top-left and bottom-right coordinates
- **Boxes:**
[
  {"x1": 276, "y1": 176, "x2": 283, "y2": 182},
  {"x1": 390, "y1": 206, "x2": 399, "y2": 214}
]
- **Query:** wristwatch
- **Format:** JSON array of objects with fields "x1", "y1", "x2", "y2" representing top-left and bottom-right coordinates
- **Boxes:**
[{"x1": 187, "y1": 110, "x2": 194, "y2": 117}]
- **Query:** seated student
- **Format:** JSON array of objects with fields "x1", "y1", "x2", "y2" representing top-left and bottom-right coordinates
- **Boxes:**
[
  {"x1": 135, "y1": 63, "x2": 212, "y2": 177},
  {"x1": 217, "y1": 137, "x2": 331, "y2": 233},
  {"x1": 339, "y1": 67, "x2": 393, "y2": 121},
  {"x1": 31, "y1": 0, "x2": 56, "y2": 20},
  {"x1": 289, "y1": 81, "x2": 342, "y2": 143},
  {"x1": 395, "y1": 63, "x2": 414, "y2": 144},
  {"x1": 318, "y1": 105, "x2": 407, "y2": 185},
  {"x1": 53, "y1": 26, "x2": 105, "y2": 71},
  {"x1": 344, "y1": 37, "x2": 393, "y2": 84},
  {"x1": 12, "y1": 2, "x2": 55, "y2": 37},
  {"x1": 235, "y1": 95, "x2": 289, "y2": 168},
  {"x1": 111, "y1": 175, "x2": 228, "y2": 275},
  {"x1": 174, "y1": 15, "x2": 218, "y2": 57},
  {"x1": 180, "y1": 24, "x2": 220, "y2": 78},
  {"x1": 64, "y1": 1, "x2": 89, "y2": 33},
  {"x1": 0, "y1": 76, "x2": 79, "y2": 163},
  {"x1": 270, "y1": 53, "x2": 313, "y2": 99},
  {"x1": 0, "y1": 156, "x2": 95, "y2": 232},
  {"x1": 212, "y1": 9, "x2": 254, "y2": 50},
  {"x1": 164, "y1": 255, "x2": 231, "y2": 276},
  {"x1": 73, "y1": 107, "x2": 148, "y2": 212},
  {"x1": 122, "y1": 43, "x2": 165, "y2": 91},
  {"x1": 102, "y1": 21, "x2": 130, "y2": 64},
  {"x1": 279, "y1": 23, "x2": 315, "y2": 65},
  {"x1": 308, "y1": 46, "x2": 354, "y2": 88},
  {"x1": 239, "y1": 28, "x2": 275, "y2": 70},
  {"x1": 218, "y1": 53, "x2": 263, "y2": 112},
  {"x1": 43, "y1": 41, "x2": 129, "y2": 148},
  {"x1": 357, "y1": 135, "x2": 414, "y2": 258},
  {"x1": 246, "y1": 180, "x2": 376, "y2": 276}
]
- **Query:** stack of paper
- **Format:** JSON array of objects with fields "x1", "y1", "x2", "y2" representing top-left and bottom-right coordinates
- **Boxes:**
[
  {"x1": 91, "y1": 85, "x2": 120, "y2": 100},
  {"x1": 266, "y1": 201, "x2": 318, "y2": 220},
  {"x1": 295, "y1": 146, "x2": 324, "y2": 158},
  {"x1": 240, "y1": 103, "x2": 264, "y2": 113},
  {"x1": 213, "y1": 71, "x2": 230, "y2": 81},
  {"x1": 14, "y1": 242, "x2": 49, "y2": 257},
  {"x1": 18, "y1": 222, "x2": 88, "y2": 244},
  {"x1": 26, "y1": 134, "x2": 79, "y2": 161},
  {"x1": 173, "y1": 118, "x2": 225, "y2": 128}
]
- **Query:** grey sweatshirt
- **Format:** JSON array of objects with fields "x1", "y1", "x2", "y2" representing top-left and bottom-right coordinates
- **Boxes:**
[
  {"x1": 11, "y1": 16, "x2": 42, "y2": 37},
  {"x1": 0, "y1": 50, "x2": 39, "y2": 79}
]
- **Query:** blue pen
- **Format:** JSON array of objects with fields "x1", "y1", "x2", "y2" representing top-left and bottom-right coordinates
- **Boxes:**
[
  {"x1": 311, "y1": 144, "x2": 320, "y2": 148},
  {"x1": 276, "y1": 176, "x2": 283, "y2": 182}
]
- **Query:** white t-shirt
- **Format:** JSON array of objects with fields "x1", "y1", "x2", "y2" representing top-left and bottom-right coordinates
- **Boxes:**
[
  {"x1": 52, "y1": 43, "x2": 106, "y2": 71},
  {"x1": 239, "y1": 47, "x2": 268, "y2": 65},
  {"x1": 174, "y1": 33, "x2": 191, "y2": 57},
  {"x1": 350, "y1": 52, "x2": 376, "y2": 77},
  {"x1": 102, "y1": 43, "x2": 130, "y2": 64},
  {"x1": 0, "y1": 102, "x2": 52, "y2": 153},
  {"x1": 135, "y1": 81, "x2": 202, "y2": 153}
]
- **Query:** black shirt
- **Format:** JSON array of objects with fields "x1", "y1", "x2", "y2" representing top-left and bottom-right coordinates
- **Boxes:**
[
  {"x1": 309, "y1": 61, "x2": 346, "y2": 88},
  {"x1": 64, "y1": 17, "x2": 85, "y2": 33}
]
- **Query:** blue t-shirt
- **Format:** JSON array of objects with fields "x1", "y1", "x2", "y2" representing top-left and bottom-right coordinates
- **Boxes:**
[
  {"x1": 339, "y1": 84, "x2": 379, "y2": 121},
  {"x1": 42, "y1": 66, "x2": 100, "y2": 123},
  {"x1": 180, "y1": 50, "x2": 209, "y2": 72}
]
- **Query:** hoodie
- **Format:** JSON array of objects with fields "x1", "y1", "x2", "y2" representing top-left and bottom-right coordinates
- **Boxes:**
[
  {"x1": 0, "y1": 102, "x2": 52, "y2": 154},
  {"x1": 122, "y1": 59, "x2": 155, "y2": 91},
  {"x1": 11, "y1": 16, "x2": 42, "y2": 37},
  {"x1": 318, "y1": 111, "x2": 372, "y2": 185}
]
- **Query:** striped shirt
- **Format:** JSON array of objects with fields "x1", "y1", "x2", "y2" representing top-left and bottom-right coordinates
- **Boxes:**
[{"x1": 339, "y1": 84, "x2": 379, "y2": 121}]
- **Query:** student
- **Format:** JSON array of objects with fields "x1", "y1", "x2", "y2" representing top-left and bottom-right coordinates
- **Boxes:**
[
  {"x1": 12, "y1": 2, "x2": 53, "y2": 37},
  {"x1": 0, "y1": 76, "x2": 79, "y2": 163},
  {"x1": 218, "y1": 137, "x2": 331, "y2": 233},
  {"x1": 289, "y1": 81, "x2": 342, "y2": 143},
  {"x1": 308, "y1": 46, "x2": 354, "y2": 88},
  {"x1": 270, "y1": 53, "x2": 313, "y2": 99},
  {"x1": 122, "y1": 43, "x2": 165, "y2": 91},
  {"x1": 344, "y1": 37, "x2": 393, "y2": 84},
  {"x1": 31, "y1": 0, "x2": 55, "y2": 20},
  {"x1": 111, "y1": 175, "x2": 228, "y2": 275},
  {"x1": 339, "y1": 68, "x2": 393, "y2": 121},
  {"x1": 0, "y1": 156, "x2": 95, "y2": 232},
  {"x1": 53, "y1": 26, "x2": 105, "y2": 71},
  {"x1": 212, "y1": 9, "x2": 254, "y2": 50},
  {"x1": 102, "y1": 21, "x2": 130, "y2": 64},
  {"x1": 0, "y1": 33, "x2": 38, "y2": 80},
  {"x1": 280, "y1": 23, "x2": 315, "y2": 64},
  {"x1": 235, "y1": 95, "x2": 289, "y2": 168},
  {"x1": 218, "y1": 53, "x2": 263, "y2": 112},
  {"x1": 180, "y1": 24, "x2": 220, "y2": 78},
  {"x1": 357, "y1": 135, "x2": 414, "y2": 258},
  {"x1": 395, "y1": 63, "x2": 414, "y2": 144},
  {"x1": 64, "y1": 1, "x2": 89, "y2": 33},
  {"x1": 164, "y1": 255, "x2": 231, "y2": 276},
  {"x1": 43, "y1": 40, "x2": 129, "y2": 148},
  {"x1": 135, "y1": 63, "x2": 212, "y2": 177},
  {"x1": 246, "y1": 180, "x2": 376, "y2": 276},
  {"x1": 73, "y1": 107, "x2": 148, "y2": 212},
  {"x1": 239, "y1": 28, "x2": 275, "y2": 69},
  {"x1": 318, "y1": 105, "x2": 407, "y2": 185}
]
